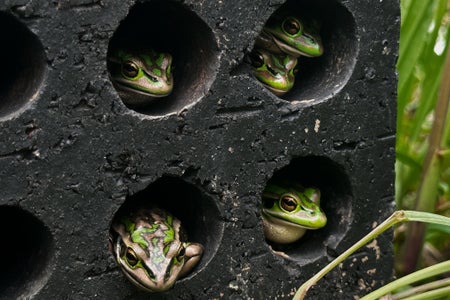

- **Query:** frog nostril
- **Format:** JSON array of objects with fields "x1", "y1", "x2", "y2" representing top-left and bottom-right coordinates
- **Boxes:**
[
  {"x1": 145, "y1": 265, "x2": 157, "y2": 282},
  {"x1": 267, "y1": 65, "x2": 278, "y2": 76},
  {"x1": 164, "y1": 259, "x2": 175, "y2": 282}
]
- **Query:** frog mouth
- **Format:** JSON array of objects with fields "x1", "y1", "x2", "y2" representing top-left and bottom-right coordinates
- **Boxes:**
[
  {"x1": 119, "y1": 260, "x2": 175, "y2": 293},
  {"x1": 261, "y1": 210, "x2": 318, "y2": 230},
  {"x1": 113, "y1": 81, "x2": 171, "y2": 98},
  {"x1": 265, "y1": 85, "x2": 289, "y2": 96},
  {"x1": 121, "y1": 269, "x2": 162, "y2": 293},
  {"x1": 258, "y1": 81, "x2": 289, "y2": 96},
  {"x1": 272, "y1": 38, "x2": 319, "y2": 58}
]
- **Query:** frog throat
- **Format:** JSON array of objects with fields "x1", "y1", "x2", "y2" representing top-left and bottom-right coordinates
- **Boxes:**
[{"x1": 261, "y1": 209, "x2": 323, "y2": 230}]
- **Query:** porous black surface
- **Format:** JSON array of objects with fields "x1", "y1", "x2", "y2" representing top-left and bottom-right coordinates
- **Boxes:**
[{"x1": 0, "y1": 0, "x2": 398, "y2": 299}]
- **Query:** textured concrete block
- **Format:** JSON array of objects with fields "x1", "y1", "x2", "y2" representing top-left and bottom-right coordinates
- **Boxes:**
[{"x1": 0, "y1": 0, "x2": 398, "y2": 298}]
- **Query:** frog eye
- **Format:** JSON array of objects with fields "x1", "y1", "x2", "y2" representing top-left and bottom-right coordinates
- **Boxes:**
[
  {"x1": 248, "y1": 51, "x2": 264, "y2": 68},
  {"x1": 125, "y1": 247, "x2": 139, "y2": 267},
  {"x1": 282, "y1": 17, "x2": 302, "y2": 36},
  {"x1": 122, "y1": 60, "x2": 139, "y2": 78},
  {"x1": 280, "y1": 195, "x2": 298, "y2": 212}
]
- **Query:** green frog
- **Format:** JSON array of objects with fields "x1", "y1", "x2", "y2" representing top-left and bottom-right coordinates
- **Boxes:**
[
  {"x1": 108, "y1": 49, "x2": 173, "y2": 107},
  {"x1": 246, "y1": 48, "x2": 297, "y2": 96},
  {"x1": 256, "y1": 14, "x2": 324, "y2": 58},
  {"x1": 261, "y1": 183, "x2": 327, "y2": 244},
  {"x1": 109, "y1": 207, "x2": 203, "y2": 292}
]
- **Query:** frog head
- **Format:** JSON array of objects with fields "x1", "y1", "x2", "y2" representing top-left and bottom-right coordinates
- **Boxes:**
[
  {"x1": 108, "y1": 49, "x2": 173, "y2": 101},
  {"x1": 247, "y1": 48, "x2": 297, "y2": 96},
  {"x1": 261, "y1": 184, "x2": 327, "y2": 244},
  {"x1": 262, "y1": 14, "x2": 324, "y2": 58},
  {"x1": 110, "y1": 208, "x2": 203, "y2": 292}
]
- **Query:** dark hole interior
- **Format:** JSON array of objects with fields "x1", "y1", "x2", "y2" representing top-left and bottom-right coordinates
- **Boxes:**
[
  {"x1": 111, "y1": 176, "x2": 223, "y2": 278},
  {"x1": 262, "y1": 156, "x2": 353, "y2": 264},
  {"x1": 0, "y1": 206, "x2": 54, "y2": 298},
  {"x1": 247, "y1": 0, "x2": 357, "y2": 103},
  {"x1": 0, "y1": 12, "x2": 46, "y2": 119},
  {"x1": 107, "y1": 0, "x2": 219, "y2": 117}
]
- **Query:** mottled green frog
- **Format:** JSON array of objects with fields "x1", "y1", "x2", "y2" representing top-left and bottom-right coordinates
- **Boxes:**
[
  {"x1": 108, "y1": 49, "x2": 173, "y2": 107},
  {"x1": 110, "y1": 207, "x2": 203, "y2": 292},
  {"x1": 261, "y1": 183, "x2": 327, "y2": 244},
  {"x1": 256, "y1": 14, "x2": 324, "y2": 58},
  {"x1": 246, "y1": 48, "x2": 298, "y2": 96},
  {"x1": 248, "y1": 12, "x2": 324, "y2": 96}
]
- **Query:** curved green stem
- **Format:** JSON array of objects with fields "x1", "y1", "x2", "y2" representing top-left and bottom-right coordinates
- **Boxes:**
[
  {"x1": 391, "y1": 278, "x2": 450, "y2": 299},
  {"x1": 360, "y1": 261, "x2": 450, "y2": 300},
  {"x1": 292, "y1": 210, "x2": 450, "y2": 300}
]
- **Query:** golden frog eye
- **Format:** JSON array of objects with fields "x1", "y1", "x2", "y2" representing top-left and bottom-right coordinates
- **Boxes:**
[
  {"x1": 248, "y1": 50, "x2": 264, "y2": 68},
  {"x1": 122, "y1": 60, "x2": 139, "y2": 78},
  {"x1": 125, "y1": 247, "x2": 139, "y2": 267},
  {"x1": 282, "y1": 17, "x2": 301, "y2": 36},
  {"x1": 280, "y1": 195, "x2": 298, "y2": 212}
]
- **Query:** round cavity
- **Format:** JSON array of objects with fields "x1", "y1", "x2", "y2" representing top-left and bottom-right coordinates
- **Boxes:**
[
  {"x1": 0, "y1": 205, "x2": 54, "y2": 298},
  {"x1": 250, "y1": 0, "x2": 357, "y2": 103},
  {"x1": 0, "y1": 12, "x2": 46, "y2": 120},
  {"x1": 107, "y1": 1, "x2": 219, "y2": 117},
  {"x1": 261, "y1": 156, "x2": 353, "y2": 264},
  {"x1": 110, "y1": 176, "x2": 223, "y2": 283}
]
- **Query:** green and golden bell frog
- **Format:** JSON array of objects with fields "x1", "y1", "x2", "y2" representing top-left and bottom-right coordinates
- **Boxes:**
[
  {"x1": 247, "y1": 48, "x2": 297, "y2": 96},
  {"x1": 256, "y1": 14, "x2": 324, "y2": 58},
  {"x1": 261, "y1": 184, "x2": 327, "y2": 244},
  {"x1": 108, "y1": 49, "x2": 173, "y2": 106},
  {"x1": 110, "y1": 207, "x2": 203, "y2": 292}
]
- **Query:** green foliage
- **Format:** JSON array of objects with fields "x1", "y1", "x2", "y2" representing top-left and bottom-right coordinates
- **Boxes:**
[
  {"x1": 293, "y1": 211, "x2": 450, "y2": 300},
  {"x1": 396, "y1": 0, "x2": 450, "y2": 208},
  {"x1": 293, "y1": 2, "x2": 450, "y2": 299},
  {"x1": 396, "y1": 0, "x2": 450, "y2": 274}
]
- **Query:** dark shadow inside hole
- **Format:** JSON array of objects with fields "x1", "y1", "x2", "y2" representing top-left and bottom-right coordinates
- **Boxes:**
[
  {"x1": 244, "y1": 0, "x2": 357, "y2": 103},
  {"x1": 111, "y1": 176, "x2": 223, "y2": 277},
  {"x1": 0, "y1": 12, "x2": 46, "y2": 119},
  {"x1": 0, "y1": 206, "x2": 54, "y2": 298},
  {"x1": 107, "y1": 0, "x2": 218, "y2": 116},
  {"x1": 263, "y1": 156, "x2": 353, "y2": 264}
]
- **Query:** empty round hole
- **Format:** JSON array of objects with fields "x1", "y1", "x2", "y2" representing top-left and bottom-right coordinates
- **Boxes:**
[
  {"x1": 261, "y1": 156, "x2": 353, "y2": 264},
  {"x1": 0, "y1": 205, "x2": 54, "y2": 298},
  {"x1": 107, "y1": 1, "x2": 219, "y2": 117},
  {"x1": 110, "y1": 176, "x2": 223, "y2": 286},
  {"x1": 0, "y1": 12, "x2": 46, "y2": 120},
  {"x1": 249, "y1": 0, "x2": 357, "y2": 103}
]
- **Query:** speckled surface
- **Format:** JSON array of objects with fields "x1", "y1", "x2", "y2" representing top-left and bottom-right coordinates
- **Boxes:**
[{"x1": 0, "y1": 0, "x2": 398, "y2": 299}]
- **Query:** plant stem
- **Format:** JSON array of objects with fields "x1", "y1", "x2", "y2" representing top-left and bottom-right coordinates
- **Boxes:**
[
  {"x1": 360, "y1": 261, "x2": 450, "y2": 300},
  {"x1": 292, "y1": 210, "x2": 450, "y2": 300},
  {"x1": 391, "y1": 278, "x2": 450, "y2": 299},
  {"x1": 397, "y1": 286, "x2": 450, "y2": 300},
  {"x1": 400, "y1": 31, "x2": 450, "y2": 274},
  {"x1": 292, "y1": 211, "x2": 406, "y2": 300}
]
